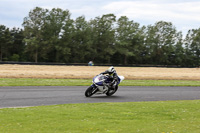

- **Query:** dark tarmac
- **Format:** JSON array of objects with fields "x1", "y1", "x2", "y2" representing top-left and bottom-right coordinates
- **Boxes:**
[{"x1": 0, "y1": 86, "x2": 200, "y2": 108}]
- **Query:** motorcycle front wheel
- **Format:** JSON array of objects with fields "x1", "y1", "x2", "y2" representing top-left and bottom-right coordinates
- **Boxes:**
[{"x1": 85, "y1": 86, "x2": 97, "y2": 97}]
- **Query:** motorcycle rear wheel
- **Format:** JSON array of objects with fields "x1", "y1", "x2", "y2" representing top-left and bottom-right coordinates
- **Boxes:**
[{"x1": 106, "y1": 85, "x2": 118, "y2": 96}]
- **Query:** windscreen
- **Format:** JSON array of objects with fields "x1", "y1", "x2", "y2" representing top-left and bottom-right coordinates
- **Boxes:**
[{"x1": 98, "y1": 75, "x2": 106, "y2": 81}]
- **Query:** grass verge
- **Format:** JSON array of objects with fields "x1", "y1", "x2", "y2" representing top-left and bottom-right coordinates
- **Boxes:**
[
  {"x1": 0, "y1": 100, "x2": 200, "y2": 133},
  {"x1": 0, "y1": 78, "x2": 200, "y2": 86}
]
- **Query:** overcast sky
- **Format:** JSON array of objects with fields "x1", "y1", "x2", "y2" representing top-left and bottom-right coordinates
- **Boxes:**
[{"x1": 1, "y1": 0, "x2": 200, "y2": 36}]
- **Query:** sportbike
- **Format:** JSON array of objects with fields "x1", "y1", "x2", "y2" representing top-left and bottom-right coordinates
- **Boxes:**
[{"x1": 85, "y1": 74, "x2": 124, "y2": 97}]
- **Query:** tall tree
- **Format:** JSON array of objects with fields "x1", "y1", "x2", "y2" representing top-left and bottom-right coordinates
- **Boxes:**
[
  {"x1": 42, "y1": 8, "x2": 71, "y2": 62},
  {"x1": 9, "y1": 28, "x2": 25, "y2": 61},
  {"x1": 145, "y1": 21, "x2": 182, "y2": 65},
  {"x1": 0, "y1": 25, "x2": 6, "y2": 61},
  {"x1": 59, "y1": 13, "x2": 74, "y2": 63},
  {"x1": 115, "y1": 16, "x2": 140, "y2": 64},
  {"x1": 184, "y1": 28, "x2": 200, "y2": 66},
  {"x1": 90, "y1": 14, "x2": 116, "y2": 63},
  {"x1": 22, "y1": 7, "x2": 48, "y2": 62},
  {"x1": 71, "y1": 16, "x2": 93, "y2": 63},
  {"x1": 0, "y1": 25, "x2": 12, "y2": 61}
]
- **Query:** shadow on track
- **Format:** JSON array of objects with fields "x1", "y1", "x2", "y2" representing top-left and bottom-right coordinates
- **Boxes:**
[{"x1": 88, "y1": 95, "x2": 124, "y2": 99}]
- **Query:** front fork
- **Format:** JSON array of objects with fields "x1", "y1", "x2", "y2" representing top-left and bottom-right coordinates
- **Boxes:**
[
  {"x1": 91, "y1": 84, "x2": 98, "y2": 94},
  {"x1": 92, "y1": 83, "x2": 108, "y2": 93}
]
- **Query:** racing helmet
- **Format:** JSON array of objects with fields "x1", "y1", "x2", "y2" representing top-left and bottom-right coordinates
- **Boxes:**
[{"x1": 107, "y1": 66, "x2": 115, "y2": 74}]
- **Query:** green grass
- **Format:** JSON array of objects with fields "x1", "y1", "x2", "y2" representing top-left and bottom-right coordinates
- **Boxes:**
[
  {"x1": 0, "y1": 100, "x2": 200, "y2": 133},
  {"x1": 0, "y1": 78, "x2": 91, "y2": 86},
  {"x1": 0, "y1": 78, "x2": 200, "y2": 86},
  {"x1": 122, "y1": 80, "x2": 200, "y2": 86}
]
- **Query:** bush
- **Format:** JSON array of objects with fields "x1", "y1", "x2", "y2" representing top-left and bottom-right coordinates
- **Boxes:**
[{"x1": 9, "y1": 54, "x2": 20, "y2": 61}]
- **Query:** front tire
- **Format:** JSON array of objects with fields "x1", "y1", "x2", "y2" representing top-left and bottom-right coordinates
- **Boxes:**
[{"x1": 85, "y1": 86, "x2": 97, "y2": 97}]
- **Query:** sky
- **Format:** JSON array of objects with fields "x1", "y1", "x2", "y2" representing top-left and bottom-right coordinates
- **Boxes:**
[{"x1": 1, "y1": 0, "x2": 200, "y2": 36}]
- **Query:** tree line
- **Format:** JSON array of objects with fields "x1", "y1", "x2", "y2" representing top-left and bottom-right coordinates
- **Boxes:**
[{"x1": 0, "y1": 7, "x2": 200, "y2": 67}]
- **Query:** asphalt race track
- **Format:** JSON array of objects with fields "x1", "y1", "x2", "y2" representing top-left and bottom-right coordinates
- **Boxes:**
[{"x1": 0, "y1": 86, "x2": 200, "y2": 108}]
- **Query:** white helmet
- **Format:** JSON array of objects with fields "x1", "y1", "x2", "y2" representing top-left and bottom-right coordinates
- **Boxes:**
[{"x1": 108, "y1": 66, "x2": 115, "y2": 73}]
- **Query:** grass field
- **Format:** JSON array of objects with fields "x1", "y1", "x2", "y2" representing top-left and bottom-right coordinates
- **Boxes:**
[
  {"x1": 0, "y1": 100, "x2": 200, "y2": 133},
  {"x1": 1, "y1": 64, "x2": 200, "y2": 80},
  {"x1": 1, "y1": 78, "x2": 200, "y2": 86},
  {"x1": 1, "y1": 64, "x2": 200, "y2": 86}
]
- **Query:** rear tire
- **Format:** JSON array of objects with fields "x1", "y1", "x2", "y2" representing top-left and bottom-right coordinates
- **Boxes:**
[
  {"x1": 85, "y1": 86, "x2": 97, "y2": 97},
  {"x1": 106, "y1": 85, "x2": 118, "y2": 96}
]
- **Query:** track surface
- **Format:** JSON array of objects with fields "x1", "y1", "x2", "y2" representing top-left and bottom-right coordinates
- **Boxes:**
[{"x1": 0, "y1": 86, "x2": 200, "y2": 108}]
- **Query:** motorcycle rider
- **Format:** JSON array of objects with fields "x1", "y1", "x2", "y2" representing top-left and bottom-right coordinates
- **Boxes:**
[{"x1": 100, "y1": 66, "x2": 118, "y2": 92}]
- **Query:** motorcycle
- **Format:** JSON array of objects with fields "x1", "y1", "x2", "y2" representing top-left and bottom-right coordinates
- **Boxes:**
[{"x1": 85, "y1": 74, "x2": 125, "y2": 97}]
